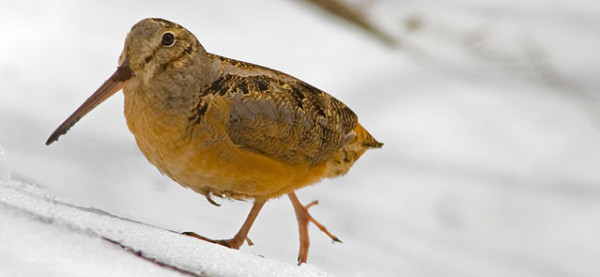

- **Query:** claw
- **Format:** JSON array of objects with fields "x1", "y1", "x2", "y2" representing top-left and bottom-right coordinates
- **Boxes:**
[
  {"x1": 205, "y1": 195, "x2": 221, "y2": 207},
  {"x1": 305, "y1": 200, "x2": 319, "y2": 209},
  {"x1": 245, "y1": 237, "x2": 254, "y2": 246}
]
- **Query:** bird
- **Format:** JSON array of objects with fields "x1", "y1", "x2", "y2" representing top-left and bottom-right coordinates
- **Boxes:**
[{"x1": 46, "y1": 18, "x2": 382, "y2": 264}]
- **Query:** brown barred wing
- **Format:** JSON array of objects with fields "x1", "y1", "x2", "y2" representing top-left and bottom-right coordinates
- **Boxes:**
[{"x1": 214, "y1": 74, "x2": 357, "y2": 166}]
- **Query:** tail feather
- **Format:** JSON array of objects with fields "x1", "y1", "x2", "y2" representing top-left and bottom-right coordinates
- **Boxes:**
[
  {"x1": 324, "y1": 123, "x2": 382, "y2": 178},
  {"x1": 355, "y1": 123, "x2": 383, "y2": 148}
]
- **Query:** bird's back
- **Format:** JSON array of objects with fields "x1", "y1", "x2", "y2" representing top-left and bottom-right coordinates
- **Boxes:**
[{"x1": 210, "y1": 55, "x2": 382, "y2": 174}]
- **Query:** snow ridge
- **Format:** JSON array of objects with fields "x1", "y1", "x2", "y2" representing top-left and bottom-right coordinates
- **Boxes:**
[{"x1": 0, "y1": 171, "x2": 332, "y2": 277}]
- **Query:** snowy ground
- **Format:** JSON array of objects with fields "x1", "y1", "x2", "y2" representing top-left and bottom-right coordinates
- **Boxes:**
[
  {"x1": 0, "y1": 169, "x2": 331, "y2": 277},
  {"x1": 1, "y1": 0, "x2": 600, "y2": 276}
]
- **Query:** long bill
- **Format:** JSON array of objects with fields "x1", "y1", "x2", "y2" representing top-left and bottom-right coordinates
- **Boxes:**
[{"x1": 45, "y1": 58, "x2": 133, "y2": 145}]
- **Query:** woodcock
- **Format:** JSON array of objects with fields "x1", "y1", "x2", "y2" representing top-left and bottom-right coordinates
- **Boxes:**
[{"x1": 46, "y1": 18, "x2": 382, "y2": 264}]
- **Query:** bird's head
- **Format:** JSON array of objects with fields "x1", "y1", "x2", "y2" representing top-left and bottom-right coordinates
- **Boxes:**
[
  {"x1": 46, "y1": 18, "x2": 204, "y2": 145},
  {"x1": 121, "y1": 18, "x2": 204, "y2": 81}
]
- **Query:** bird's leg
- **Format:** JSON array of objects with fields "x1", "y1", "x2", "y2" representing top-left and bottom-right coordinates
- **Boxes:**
[
  {"x1": 184, "y1": 200, "x2": 266, "y2": 249},
  {"x1": 288, "y1": 192, "x2": 342, "y2": 265}
]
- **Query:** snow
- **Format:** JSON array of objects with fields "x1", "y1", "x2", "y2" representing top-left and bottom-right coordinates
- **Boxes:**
[
  {"x1": 0, "y1": 157, "x2": 331, "y2": 277},
  {"x1": 0, "y1": 145, "x2": 9, "y2": 181},
  {"x1": 2, "y1": 0, "x2": 600, "y2": 276}
]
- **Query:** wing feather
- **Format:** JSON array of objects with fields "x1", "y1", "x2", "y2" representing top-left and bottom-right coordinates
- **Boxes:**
[{"x1": 204, "y1": 73, "x2": 357, "y2": 165}]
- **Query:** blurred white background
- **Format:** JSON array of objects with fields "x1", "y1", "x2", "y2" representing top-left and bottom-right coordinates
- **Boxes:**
[{"x1": 1, "y1": 0, "x2": 600, "y2": 276}]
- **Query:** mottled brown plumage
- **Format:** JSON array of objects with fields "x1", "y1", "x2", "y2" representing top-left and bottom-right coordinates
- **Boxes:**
[{"x1": 47, "y1": 18, "x2": 382, "y2": 264}]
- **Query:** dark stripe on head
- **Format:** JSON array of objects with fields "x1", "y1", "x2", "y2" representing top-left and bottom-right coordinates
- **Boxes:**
[{"x1": 151, "y1": 18, "x2": 183, "y2": 30}]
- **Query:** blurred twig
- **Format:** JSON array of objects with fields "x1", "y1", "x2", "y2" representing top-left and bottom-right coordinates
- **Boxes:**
[{"x1": 298, "y1": 0, "x2": 398, "y2": 46}]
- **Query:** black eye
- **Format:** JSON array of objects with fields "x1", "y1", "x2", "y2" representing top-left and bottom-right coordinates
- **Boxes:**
[{"x1": 161, "y1": 32, "x2": 175, "y2": 47}]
